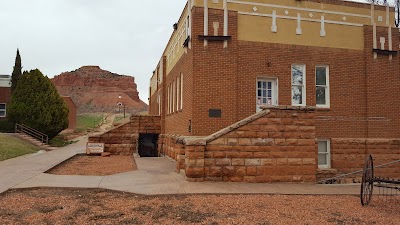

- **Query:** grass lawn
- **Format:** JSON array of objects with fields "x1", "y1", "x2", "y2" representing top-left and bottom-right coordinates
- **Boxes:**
[
  {"x1": 114, "y1": 113, "x2": 131, "y2": 123},
  {"x1": 48, "y1": 136, "x2": 78, "y2": 147},
  {"x1": 76, "y1": 114, "x2": 104, "y2": 132},
  {"x1": 0, "y1": 134, "x2": 39, "y2": 161}
]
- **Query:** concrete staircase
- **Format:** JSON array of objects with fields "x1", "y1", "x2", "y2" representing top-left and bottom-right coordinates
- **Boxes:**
[{"x1": 16, "y1": 134, "x2": 57, "y2": 151}]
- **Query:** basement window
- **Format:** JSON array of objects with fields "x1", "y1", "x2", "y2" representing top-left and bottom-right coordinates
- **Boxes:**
[
  {"x1": 0, "y1": 103, "x2": 6, "y2": 117},
  {"x1": 318, "y1": 140, "x2": 331, "y2": 169}
]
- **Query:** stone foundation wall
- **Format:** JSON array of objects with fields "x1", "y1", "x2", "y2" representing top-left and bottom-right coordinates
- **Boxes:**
[
  {"x1": 160, "y1": 107, "x2": 318, "y2": 183},
  {"x1": 88, "y1": 115, "x2": 161, "y2": 155},
  {"x1": 200, "y1": 107, "x2": 317, "y2": 182},
  {"x1": 158, "y1": 134, "x2": 186, "y2": 171},
  {"x1": 330, "y1": 138, "x2": 400, "y2": 179}
]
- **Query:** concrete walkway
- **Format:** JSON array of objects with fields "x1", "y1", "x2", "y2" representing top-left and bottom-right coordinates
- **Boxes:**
[
  {"x1": 0, "y1": 135, "x2": 87, "y2": 194},
  {"x1": 0, "y1": 136, "x2": 361, "y2": 196}
]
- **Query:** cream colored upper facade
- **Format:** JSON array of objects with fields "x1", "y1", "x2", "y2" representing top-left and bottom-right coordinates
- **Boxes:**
[
  {"x1": 0, "y1": 75, "x2": 11, "y2": 87},
  {"x1": 152, "y1": 0, "x2": 394, "y2": 81}
]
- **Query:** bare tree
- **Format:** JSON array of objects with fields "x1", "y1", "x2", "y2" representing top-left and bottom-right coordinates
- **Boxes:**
[
  {"x1": 395, "y1": 0, "x2": 400, "y2": 27},
  {"x1": 367, "y1": 0, "x2": 400, "y2": 27}
]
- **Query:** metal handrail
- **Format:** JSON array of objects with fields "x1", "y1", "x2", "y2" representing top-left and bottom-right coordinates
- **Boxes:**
[
  {"x1": 15, "y1": 123, "x2": 49, "y2": 144},
  {"x1": 318, "y1": 159, "x2": 400, "y2": 184}
]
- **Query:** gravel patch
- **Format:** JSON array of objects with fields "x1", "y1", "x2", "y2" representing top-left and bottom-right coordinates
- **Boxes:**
[
  {"x1": 46, "y1": 155, "x2": 137, "y2": 176},
  {"x1": 0, "y1": 188, "x2": 398, "y2": 224}
]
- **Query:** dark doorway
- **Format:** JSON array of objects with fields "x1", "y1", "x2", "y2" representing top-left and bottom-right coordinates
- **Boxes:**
[{"x1": 138, "y1": 133, "x2": 159, "y2": 157}]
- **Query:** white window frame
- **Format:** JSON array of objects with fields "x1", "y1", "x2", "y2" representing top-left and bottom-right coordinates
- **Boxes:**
[
  {"x1": 167, "y1": 85, "x2": 170, "y2": 114},
  {"x1": 186, "y1": 15, "x2": 191, "y2": 38},
  {"x1": 315, "y1": 65, "x2": 330, "y2": 108},
  {"x1": 176, "y1": 77, "x2": 180, "y2": 112},
  {"x1": 318, "y1": 139, "x2": 331, "y2": 169},
  {"x1": 0, "y1": 103, "x2": 6, "y2": 117},
  {"x1": 291, "y1": 64, "x2": 306, "y2": 106},
  {"x1": 256, "y1": 77, "x2": 279, "y2": 112},
  {"x1": 172, "y1": 80, "x2": 175, "y2": 113},
  {"x1": 180, "y1": 73, "x2": 183, "y2": 110},
  {"x1": 157, "y1": 91, "x2": 161, "y2": 116}
]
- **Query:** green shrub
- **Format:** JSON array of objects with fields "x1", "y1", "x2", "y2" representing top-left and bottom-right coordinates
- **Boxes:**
[
  {"x1": 0, "y1": 120, "x2": 15, "y2": 133},
  {"x1": 8, "y1": 69, "x2": 69, "y2": 139}
]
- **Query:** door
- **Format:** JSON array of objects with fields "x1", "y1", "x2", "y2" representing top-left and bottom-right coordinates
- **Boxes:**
[{"x1": 256, "y1": 78, "x2": 278, "y2": 112}]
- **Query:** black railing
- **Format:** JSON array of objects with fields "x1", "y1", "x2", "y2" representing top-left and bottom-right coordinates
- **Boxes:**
[{"x1": 15, "y1": 123, "x2": 48, "y2": 144}]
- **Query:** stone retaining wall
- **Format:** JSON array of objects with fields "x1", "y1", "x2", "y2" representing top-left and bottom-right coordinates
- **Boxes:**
[
  {"x1": 89, "y1": 115, "x2": 161, "y2": 155},
  {"x1": 331, "y1": 138, "x2": 400, "y2": 179},
  {"x1": 159, "y1": 106, "x2": 318, "y2": 182}
]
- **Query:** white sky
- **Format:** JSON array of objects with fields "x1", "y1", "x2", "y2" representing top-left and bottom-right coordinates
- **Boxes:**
[
  {"x1": 0, "y1": 0, "x2": 387, "y2": 103},
  {"x1": 0, "y1": 0, "x2": 185, "y2": 103}
]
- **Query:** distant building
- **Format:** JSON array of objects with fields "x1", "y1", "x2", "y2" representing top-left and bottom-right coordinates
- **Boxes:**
[
  {"x1": 62, "y1": 96, "x2": 77, "y2": 131},
  {"x1": 0, "y1": 75, "x2": 11, "y2": 120}
]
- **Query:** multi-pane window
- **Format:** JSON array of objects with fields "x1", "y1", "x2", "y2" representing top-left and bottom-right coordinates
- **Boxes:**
[
  {"x1": 167, "y1": 85, "x2": 170, "y2": 114},
  {"x1": 180, "y1": 73, "x2": 183, "y2": 110},
  {"x1": 0, "y1": 104, "x2": 5, "y2": 117},
  {"x1": 171, "y1": 81, "x2": 175, "y2": 112},
  {"x1": 291, "y1": 64, "x2": 306, "y2": 106},
  {"x1": 186, "y1": 15, "x2": 191, "y2": 38},
  {"x1": 256, "y1": 78, "x2": 277, "y2": 112},
  {"x1": 318, "y1": 140, "x2": 331, "y2": 169},
  {"x1": 316, "y1": 66, "x2": 330, "y2": 108},
  {"x1": 176, "y1": 77, "x2": 180, "y2": 112},
  {"x1": 157, "y1": 92, "x2": 161, "y2": 116}
]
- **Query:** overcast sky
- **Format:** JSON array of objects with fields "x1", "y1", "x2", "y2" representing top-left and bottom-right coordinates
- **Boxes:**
[
  {"x1": 0, "y1": 0, "x2": 185, "y2": 103},
  {"x1": 0, "y1": 0, "x2": 383, "y2": 103}
]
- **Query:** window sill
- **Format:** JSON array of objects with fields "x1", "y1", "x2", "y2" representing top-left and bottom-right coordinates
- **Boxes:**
[
  {"x1": 317, "y1": 166, "x2": 333, "y2": 170},
  {"x1": 316, "y1": 107, "x2": 331, "y2": 111}
]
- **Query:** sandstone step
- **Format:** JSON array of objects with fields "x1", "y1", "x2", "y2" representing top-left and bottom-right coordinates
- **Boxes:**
[{"x1": 16, "y1": 134, "x2": 57, "y2": 151}]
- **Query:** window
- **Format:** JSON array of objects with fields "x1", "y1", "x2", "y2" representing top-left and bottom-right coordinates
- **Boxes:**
[
  {"x1": 172, "y1": 80, "x2": 176, "y2": 112},
  {"x1": 167, "y1": 85, "x2": 170, "y2": 114},
  {"x1": 180, "y1": 73, "x2": 183, "y2": 110},
  {"x1": 186, "y1": 15, "x2": 191, "y2": 38},
  {"x1": 316, "y1": 66, "x2": 330, "y2": 108},
  {"x1": 176, "y1": 77, "x2": 180, "y2": 112},
  {"x1": 318, "y1": 140, "x2": 331, "y2": 169},
  {"x1": 0, "y1": 104, "x2": 5, "y2": 117},
  {"x1": 157, "y1": 92, "x2": 161, "y2": 116},
  {"x1": 170, "y1": 83, "x2": 173, "y2": 114},
  {"x1": 256, "y1": 78, "x2": 278, "y2": 112},
  {"x1": 291, "y1": 64, "x2": 306, "y2": 106}
]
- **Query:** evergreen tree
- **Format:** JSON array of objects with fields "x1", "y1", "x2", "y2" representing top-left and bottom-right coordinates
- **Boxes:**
[
  {"x1": 8, "y1": 69, "x2": 69, "y2": 139},
  {"x1": 11, "y1": 49, "x2": 22, "y2": 92}
]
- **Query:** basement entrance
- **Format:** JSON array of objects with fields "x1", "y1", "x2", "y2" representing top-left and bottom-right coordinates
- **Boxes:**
[{"x1": 138, "y1": 133, "x2": 159, "y2": 157}]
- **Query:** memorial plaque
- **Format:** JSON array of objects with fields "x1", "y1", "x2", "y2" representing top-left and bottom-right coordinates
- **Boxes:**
[{"x1": 86, "y1": 143, "x2": 105, "y2": 154}]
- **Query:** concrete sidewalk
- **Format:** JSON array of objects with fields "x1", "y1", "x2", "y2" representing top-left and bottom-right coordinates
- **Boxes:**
[
  {"x1": 1, "y1": 136, "x2": 361, "y2": 196},
  {"x1": 0, "y1": 135, "x2": 87, "y2": 194}
]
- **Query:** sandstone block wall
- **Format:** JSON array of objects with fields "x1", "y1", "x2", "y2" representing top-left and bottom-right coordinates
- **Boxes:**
[
  {"x1": 201, "y1": 108, "x2": 316, "y2": 182},
  {"x1": 88, "y1": 115, "x2": 161, "y2": 155},
  {"x1": 159, "y1": 107, "x2": 317, "y2": 183},
  {"x1": 330, "y1": 138, "x2": 400, "y2": 179}
]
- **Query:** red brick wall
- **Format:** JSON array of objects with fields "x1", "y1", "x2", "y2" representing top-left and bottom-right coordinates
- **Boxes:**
[
  {"x1": 161, "y1": 7, "x2": 400, "y2": 140},
  {"x1": 0, "y1": 87, "x2": 11, "y2": 120},
  {"x1": 163, "y1": 39, "x2": 194, "y2": 136},
  {"x1": 191, "y1": 8, "x2": 239, "y2": 136},
  {"x1": 364, "y1": 26, "x2": 400, "y2": 138},
  {"x1": 62, "y1": 96, "x2": 77, "y2": 130}
]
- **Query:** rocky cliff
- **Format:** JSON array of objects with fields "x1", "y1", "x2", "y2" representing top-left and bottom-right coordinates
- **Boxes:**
[{"x1": 52, "y1": 66, "x2": 148, "y2": 113}]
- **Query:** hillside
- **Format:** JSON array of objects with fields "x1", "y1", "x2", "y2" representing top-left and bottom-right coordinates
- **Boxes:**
[{"x1": 51, "y1": 66, "x2": 148, "y2": 113}]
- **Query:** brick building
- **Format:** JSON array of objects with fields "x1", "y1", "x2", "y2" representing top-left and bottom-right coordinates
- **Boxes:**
[
  {"x1": 0, "y1": 75, "x2": 11, "y2": 121},
  {"x1": 147, "y1": 0, "x2": 400, "y2": 182},
  {"x1": 61, "y1": 96, "x2": 77, "y2": 131}
]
